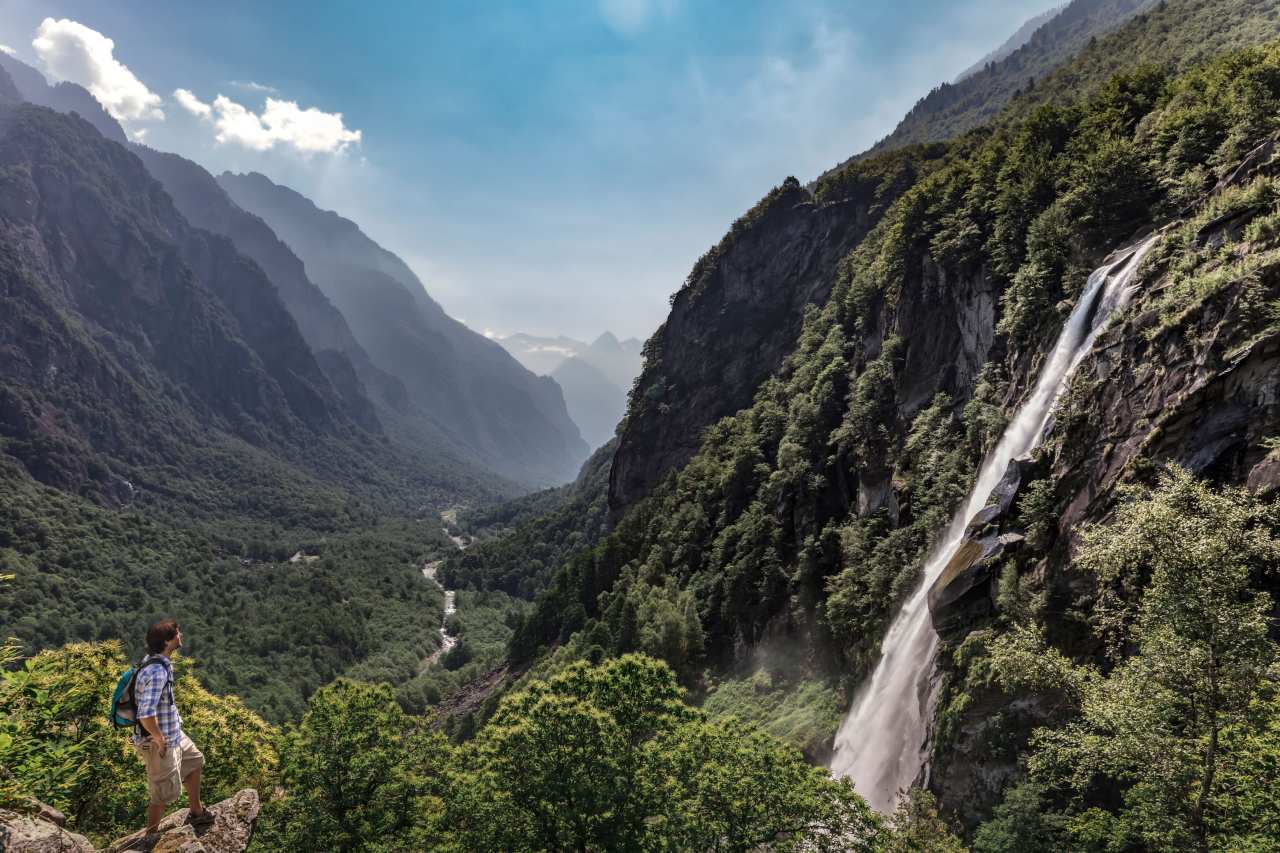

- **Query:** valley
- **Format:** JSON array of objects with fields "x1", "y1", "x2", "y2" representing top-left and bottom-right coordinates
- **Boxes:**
[{"x1": 3, "y1": 1, "x2": 1280, "y2": 850}]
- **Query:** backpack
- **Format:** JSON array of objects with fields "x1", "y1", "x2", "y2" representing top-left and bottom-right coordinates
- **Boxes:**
[{"x1": 109, "y1": 656, "x2": 171, "y2": 729}]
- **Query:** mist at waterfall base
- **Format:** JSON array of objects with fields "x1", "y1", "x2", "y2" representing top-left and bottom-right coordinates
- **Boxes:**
[{"x1": 829, "y1": 234, "x2": 1160, "y2": 813}]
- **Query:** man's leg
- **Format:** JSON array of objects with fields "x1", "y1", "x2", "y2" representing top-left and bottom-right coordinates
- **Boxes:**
[
  {"x1": 147, "y1": 801, "x2": 165, "y2": 833},
  {"x1": 183, "y1": 765, "x2": 204, "y2": 815}
]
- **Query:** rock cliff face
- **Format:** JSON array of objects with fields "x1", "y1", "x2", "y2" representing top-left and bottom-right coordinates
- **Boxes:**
[
  {"x1": 610, "y1": 177, "x2": 886, "y2": 513},
  {"x1": 922, "y1": 152, "x2": 1280, "y2": 825},
  {"x1": 219, "y1": 171, "x2": 588, "y2": 487}
]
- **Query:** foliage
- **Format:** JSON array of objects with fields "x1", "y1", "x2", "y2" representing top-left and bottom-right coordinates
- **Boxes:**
[
  {"x1": 441, "y1": 440, "x2": 614, "y2": 599},
  {"x1": 0, "y1": 465, "x2": 451, "y2": 721},
  {"x1": 0, "y1": 641, "x2": 274, "y2": 843},
  {"x1": 441, "y1": 654, "x2": 887, "y2": 852},
  {"x1": 884, "y1": 789, "x2": 967, "y2": 852},
  {"x1": 991, "y1": 468, "x2": 1280, "y2": 851},
  {"x1": 700, "y1": 668, "x2": 844, "y2": 758},
  {"x1": 253, "y1": 679, "x2": 448, "y2": 853}
]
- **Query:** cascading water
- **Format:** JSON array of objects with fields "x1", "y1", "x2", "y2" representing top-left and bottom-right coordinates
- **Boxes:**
[{"x1": 829, "y1": 234, "x2": 1160, "y2": 812}]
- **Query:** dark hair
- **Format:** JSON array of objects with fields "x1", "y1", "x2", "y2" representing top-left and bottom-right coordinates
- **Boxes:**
[{"x1": 146, "y1": 618, "x2": 180, "y2": 654}]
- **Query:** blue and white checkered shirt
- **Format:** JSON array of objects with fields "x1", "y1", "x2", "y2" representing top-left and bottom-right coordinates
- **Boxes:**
[{"x1": 132, "y1": 655, "x2": 182, "y2": 744}]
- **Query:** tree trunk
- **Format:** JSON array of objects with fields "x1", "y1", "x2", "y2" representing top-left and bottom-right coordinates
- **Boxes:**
[{"x1": 1192, "y1": 657, "x2": 1219, "y2": 853}]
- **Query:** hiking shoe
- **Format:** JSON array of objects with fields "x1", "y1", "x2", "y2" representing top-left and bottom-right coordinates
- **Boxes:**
[{"x1": 185, "y1": 808, "x2": 215, "y2": 828}]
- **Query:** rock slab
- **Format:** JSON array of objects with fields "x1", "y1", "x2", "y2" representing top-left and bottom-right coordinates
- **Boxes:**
[{"x1": 0, "y1": 789, "x2": 259, "y2": 853}]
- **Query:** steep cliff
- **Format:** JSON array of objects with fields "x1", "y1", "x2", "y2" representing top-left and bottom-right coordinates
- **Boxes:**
[
  {"x1": 218, "y1": 171, "x2": 588, "y2": 487},
  {"x1": 610, "y1": 154, "x2": 941, "y2": 513},
  {"x1": 487, "y1": 2, "x2": 1280, "y2": 837}
]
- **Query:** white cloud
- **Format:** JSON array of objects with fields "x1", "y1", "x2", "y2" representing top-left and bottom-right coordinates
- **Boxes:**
[
  {"x1": 129, "y1": 127, "x2": 148, "y2": 142},
  {"x1": 31, "y1": 18, "x2": 163, "y2": 122},
  {"x1": 599, "y1": 0, "x2": 678, "y2": 36},
  {"x1": 230, "y1": 80, "x2": 279, "y2": 94},
  {"x1": 173, "y1": 88, "x2": 212, "y2": 118},
  {"x1": 0, "y1": 44, "x2": 16, "y2": 57},
  {"x1": 204, "y1": 94, "x2": 361, "y2": 154}
]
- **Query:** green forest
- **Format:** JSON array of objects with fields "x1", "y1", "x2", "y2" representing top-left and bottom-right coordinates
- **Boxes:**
[{"x1": 4, "y1": 0, "x2": 1280, "y2": 850}]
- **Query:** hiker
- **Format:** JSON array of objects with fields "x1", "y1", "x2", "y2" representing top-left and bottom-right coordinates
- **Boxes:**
[{"x1": 132, "y1": 618, "x2": 214, "y2": 834}]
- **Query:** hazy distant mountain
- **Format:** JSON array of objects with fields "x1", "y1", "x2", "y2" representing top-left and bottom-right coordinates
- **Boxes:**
[
  {"x1": 498, "y1": 333, "x2": 588, "y2": 376},
  {"x1": 0, "y1": 80, "x2": 499, "y2": 508},
  {"x1": 497, "y1": 331, "x2": 644, "y2": 450},
  {"x1": 133, "y1": 145, "x2": 387, "y2": 432},
  {"x1": 954, "y1": 4, "x2": 1067, "y2": 82},
  {"x1": 219, "y1": 171, "x2": 589, "y2": 487},
  {"x1": 551, "y1": 357, "x2": 626, "y2": 450}
]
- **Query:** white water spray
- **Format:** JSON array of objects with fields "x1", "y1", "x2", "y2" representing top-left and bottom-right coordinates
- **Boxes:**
[{"x1": 830, "y1": 235, "x2": 1159, "y2": 812}]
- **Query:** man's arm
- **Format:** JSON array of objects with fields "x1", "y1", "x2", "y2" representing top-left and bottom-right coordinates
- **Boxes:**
[{"x1": 135, "y1": 667, "x2": 168, "y2": 751}]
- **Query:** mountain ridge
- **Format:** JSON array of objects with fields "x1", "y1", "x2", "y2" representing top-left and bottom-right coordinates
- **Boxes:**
[{"x1": 218, "y1": 170, "x2": 589, "y2": 487}]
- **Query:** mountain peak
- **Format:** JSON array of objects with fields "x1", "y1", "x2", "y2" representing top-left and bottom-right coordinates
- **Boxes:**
[{"x1": 590, "y1": 331, "x2": 621, "y2": 351}]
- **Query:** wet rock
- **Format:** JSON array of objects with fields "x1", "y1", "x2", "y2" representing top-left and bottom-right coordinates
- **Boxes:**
[{"x1": 928, "y1": 532, "x2": 1025, "y2": 636}]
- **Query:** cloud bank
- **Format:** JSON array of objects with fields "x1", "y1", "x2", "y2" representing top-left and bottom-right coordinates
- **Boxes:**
[
  {"x1": 27, "y1": 18, "x2": 361, "y2": 157},
  {"x1": 32, "y1": 17, "x2": 164, "y2": 121},
  {"x1": 173, "y1": 87, "x2": 212, "y2": 118},
  {"x1": 175, "y1": 85, "x2": 361, "y2": 154}
]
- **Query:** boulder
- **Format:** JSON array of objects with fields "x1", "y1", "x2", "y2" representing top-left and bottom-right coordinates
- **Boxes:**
[
  {"x1": 104, "y1": 789, "x2": 260, "y2": 853},
  {"x1": 0, "y1": 808, "x2": 94, "y2": 853}
]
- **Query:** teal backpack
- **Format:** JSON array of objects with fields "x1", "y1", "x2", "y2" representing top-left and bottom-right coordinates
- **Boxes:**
[{"x1": 109, "y1": 656, "x2": 171, "y2": 729}]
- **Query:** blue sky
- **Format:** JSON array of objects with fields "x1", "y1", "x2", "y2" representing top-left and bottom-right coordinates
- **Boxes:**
[{"x1": 0, "y1": 0, "x2": 1059, "y2": 341}]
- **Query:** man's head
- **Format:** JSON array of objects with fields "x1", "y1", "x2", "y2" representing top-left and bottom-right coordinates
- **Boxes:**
[{"x1": 145, "y1": 618, "x2": 182, "y2": 655}]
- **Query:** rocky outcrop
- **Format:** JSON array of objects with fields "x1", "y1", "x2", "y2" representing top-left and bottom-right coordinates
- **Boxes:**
[
  {"x1": 0, "y1": 803, "x2": 94, "y2": 852},
  {"x1": 0, "y1": 790, "x2": 259, "y2": 853},
  {"x1": 928, "y1": 456, "x2": 1038, "y2": 636},
  {"x1": 610, "y1": 178, "x2": 880, "y2": 513},
  {"x1": 105, "y1": 790, "x2": 260, "y2": 853}
]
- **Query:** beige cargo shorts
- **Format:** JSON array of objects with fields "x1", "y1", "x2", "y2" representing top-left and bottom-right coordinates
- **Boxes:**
[{"x1": 133, "y1": 733, "x2": 204, "y2": 805}]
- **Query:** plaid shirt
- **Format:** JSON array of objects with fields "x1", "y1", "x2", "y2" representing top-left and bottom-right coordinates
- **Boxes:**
[{"x1": 132, "y1": 654, "x2": 182, "y2": 744}]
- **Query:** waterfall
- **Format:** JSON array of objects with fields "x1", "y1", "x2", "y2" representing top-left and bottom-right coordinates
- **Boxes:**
[{"x1": 829, "y1": 234, "x2": 1159, "y2": 813}]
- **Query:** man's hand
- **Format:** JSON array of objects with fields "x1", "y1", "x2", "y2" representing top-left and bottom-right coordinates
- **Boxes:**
[{"x1": 139, "y1": 715, "x2": 167, "y2": 753}]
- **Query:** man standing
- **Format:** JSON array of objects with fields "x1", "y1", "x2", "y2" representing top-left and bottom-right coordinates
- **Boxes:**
[{"x1": 133, "y1": 618, "x2": 215, "y2": 833}]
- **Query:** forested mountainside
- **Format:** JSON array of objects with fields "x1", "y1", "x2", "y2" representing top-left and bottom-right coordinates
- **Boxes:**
[
  {"x1": 839, "y1": 0, "x2": 1155, "y2": 164},
  {"x1": 0, "y1": 65, "x2": 513, "y2": 719},
  {"x1": 218, "y1": 171, "x2": 589, "y2": 487},
  {"x1": 5, "y1": 0, "x2": 1280, "y2": 850},
  {"x1": 954, "y1": 4, "x2": 1067, "y2": 83},
  {"x1": 447, "y1": 0, "x2": 1280, "y2": 845}
]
